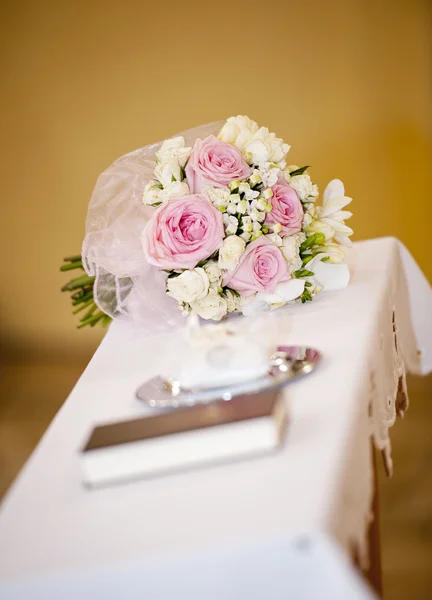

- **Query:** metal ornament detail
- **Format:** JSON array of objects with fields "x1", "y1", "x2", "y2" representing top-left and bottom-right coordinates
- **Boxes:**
[{"x1": 136, "y1": 345, "x2": 322, "y2": 408}]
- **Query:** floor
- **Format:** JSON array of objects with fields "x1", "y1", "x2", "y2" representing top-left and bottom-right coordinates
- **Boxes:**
[{"x1": 0, "y1": 362, "x2": 431, "y2": 599}]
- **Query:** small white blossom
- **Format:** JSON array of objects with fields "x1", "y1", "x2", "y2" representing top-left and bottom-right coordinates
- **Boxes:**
[
  {"x1": 237, "y1": 199, "x2": 248, "y2": 214},
  {"x1": 252, "y1": 221, "x2": 262, "y2": 233},
  {"x1": 223, "y1": 214, "x2": 239, "y2": 235},
  {"x1": 240, "y1": 231, "x2": 251, "y2": 242},
  {"x1": 255, "y1": 198, "x2": 267, "y2": 211},
  {"x1": 241, "y1": 216, "x2": 253, "y2": 233},
  {"x1": 249, "y1": 170, "x2": 262, "y2": 186},
  {"x1": 250, "y1": 209, "x2": 265, "y2": 222},
  {"x1": 227, "y1": 203, "x2": 238, "y2": 215},
  {"x1": 271, "y1": 223, "x2": 283, "y2": 234},
  {"x1": 229, "y1": 193, "x2": 241, "y2": 204},
  {"x1": 218, "y1": 235, "x2": 246, "y2": 271}
]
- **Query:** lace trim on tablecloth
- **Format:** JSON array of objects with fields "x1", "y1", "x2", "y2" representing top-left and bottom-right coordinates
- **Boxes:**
[
  {"x1": 340, "y1": 303, "x2": 410, "y2": 571},
  {"x1": 369, "y1": 308, "x2": 408, "y2": 478}
]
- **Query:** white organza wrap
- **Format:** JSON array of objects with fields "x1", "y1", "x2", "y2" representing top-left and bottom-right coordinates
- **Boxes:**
[{"x1": 82, "y1": 121, "x2": 225, "y2": 333}]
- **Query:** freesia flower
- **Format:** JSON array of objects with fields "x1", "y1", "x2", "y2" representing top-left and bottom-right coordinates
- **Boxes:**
[{"x1": 315, "y1": 179, "x2": 353, "y2": 246}]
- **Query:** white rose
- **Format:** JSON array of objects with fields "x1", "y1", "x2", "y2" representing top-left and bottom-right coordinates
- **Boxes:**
[
  {"x1": 207, "y1": 187, "x2": 230, "y2": 210},
  {"x1": 191, "y1": 290, "x2": 228, "y2": 321},
  {"x1": 160, "y1": 181, "x2": 190, "y2": 200},
  {"x1": 245, "y1": 138, "x2": 272, "y2": 164},
  {"x1": 218, "y1": 115, "x2": 259, "y2": 150},
  {"x1": 218, "y1": 235, "x2": 246, "y2": 271},
  {"x1": 142, "y1": 180, "x2": 161, "y2": 206},
  {"x1": 154, "y1": 158, "x2": 182, "y2": 186},
  {"x1": 204, "y1": 260, "x2": 222, "y2": 283},
  {"x1": 224, "y1": 289, "x2": 241, "y2": 313},
  {"x1": 281, "y1": 234, "x2": 304, "y2": 274},
  {"x1": 289, "y1": 174, "x2": 319, "y2": 202},
  {"x1": 155, "y1": 136, "x2": 191, "y2": 168},
  {"x1": 245, "y1": 127, "x2": 290, "y2": 167},
  {"x1": 166, "y1": 268, "x2": 209, "y2": 304}
]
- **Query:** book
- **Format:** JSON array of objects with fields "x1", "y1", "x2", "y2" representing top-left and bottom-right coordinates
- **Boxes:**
[{"x1": 81, "y1": 391, "x2": 287, "y2": 487}]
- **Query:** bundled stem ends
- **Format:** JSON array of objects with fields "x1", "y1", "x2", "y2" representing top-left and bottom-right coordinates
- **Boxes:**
[{"x1": 60, "y1": 256, "x2": 112, "y2": 329}]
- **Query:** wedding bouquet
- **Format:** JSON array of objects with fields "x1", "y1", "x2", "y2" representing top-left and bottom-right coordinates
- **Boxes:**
[{"x1": 62, "y1": 116, "x2": 353, "y2": 330}]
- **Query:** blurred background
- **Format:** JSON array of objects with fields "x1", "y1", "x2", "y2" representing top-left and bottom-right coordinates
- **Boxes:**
[{"x1": 0, "y1": 0, "x2": 431, "y2": 598}]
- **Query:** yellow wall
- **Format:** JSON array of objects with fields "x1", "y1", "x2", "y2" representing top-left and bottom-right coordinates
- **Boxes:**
[{"x1": 1, "y1": 0, "x2": 431, "y2": 361}]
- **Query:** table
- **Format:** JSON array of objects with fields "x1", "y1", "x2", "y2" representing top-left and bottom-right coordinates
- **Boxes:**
[{"x1": 0, "y1": 237, "x2": 430, "y2": 600}]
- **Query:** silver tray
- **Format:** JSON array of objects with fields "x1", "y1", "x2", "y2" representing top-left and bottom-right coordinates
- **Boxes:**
[{"x1": 136, "y1": 345, "x2": 321, "y2": 408}]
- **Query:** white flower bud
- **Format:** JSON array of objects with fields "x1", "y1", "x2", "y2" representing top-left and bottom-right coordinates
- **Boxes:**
[
  {"x1": 249, "y1": 170, "x2": 262, "y2": 186},
  {"x1": 239, "y1": 231, "x2": 251, "y2": 242},
  {"x1": 256, "y1": 198, "x2": 267, "y2": 211},
  {"x1": 307, "y1": 219, "x2": 335, "y2": 241},
  {"x1": 237, "y1": 200, "x2": 248, "y2": 214},
  {"x1": 252, "y1": 221, "x2": 262, "y2": 232},
  {"x1": 229, "y1": 180, "x2": 241, "y2": 192},
  {"x1": 262, "y1": 188, "x2": 273, "y2": 200}
]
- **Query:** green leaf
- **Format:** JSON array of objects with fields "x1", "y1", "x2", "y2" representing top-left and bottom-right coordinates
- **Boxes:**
[{"x1": 289, "y1": 165, "x2": 309, "y2": 177}]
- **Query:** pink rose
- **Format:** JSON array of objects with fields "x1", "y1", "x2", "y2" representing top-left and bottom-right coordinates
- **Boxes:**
[
  {"x1": 265, "y1": 178, "x2": 304, "y2": 235},
  {"x1": 142, "y1": 194, "x2": 224, "y2": 270},
  {"x1": 185, "y1": 135, "x2": 252, "y2": 193},
  {"x1": 223, "y1": 237, "x2": 289, "y2": 297}
]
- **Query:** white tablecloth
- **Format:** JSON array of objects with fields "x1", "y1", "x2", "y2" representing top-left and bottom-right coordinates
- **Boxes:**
[{"x1": 0, "y1": 237, "x2": 430, "y2": 600}]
